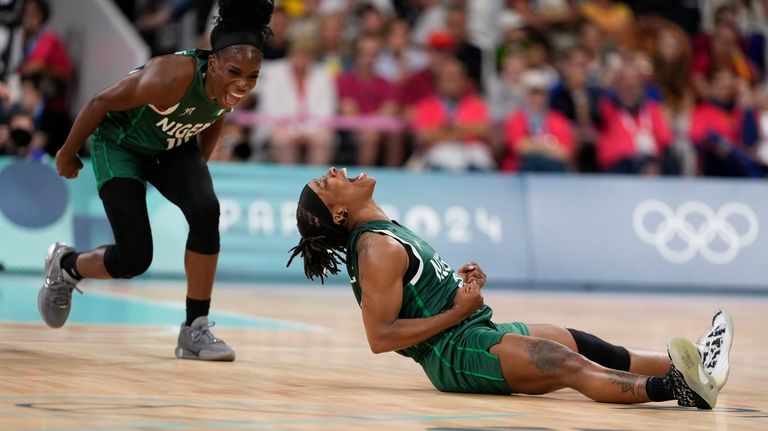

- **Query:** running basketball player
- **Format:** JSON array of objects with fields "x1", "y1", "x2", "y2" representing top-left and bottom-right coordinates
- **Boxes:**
[
  {"x1": 287, "y1": 167, "x2": 734, "y2": 409},
  {"x1": 37, "y1": 0, "x2": 276, "y2": 361}
]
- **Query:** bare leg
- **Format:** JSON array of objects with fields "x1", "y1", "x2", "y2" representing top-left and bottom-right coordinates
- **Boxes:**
[
  {"x1": 306, "y1": 129, "x2": 334, "y2": 165},
  {"x1": 383, "y1": 132, "x2": 405, "y2": 167},
  {"x1": 527, "y1": 324, "x2": 670, "y2": 376},
  {"x1": 355, "y1": 131, "x2": 381, "y2": 166},
  {"x1": 74, "y1": 247, "x2": 112, "y2": 279},
  {"x1": 270, "y1": 127, "x2": 300, "y2": 164},
  {"x1": 185, "y1": 250, "x2": 217, "y2": 300},
  {"x1": 491, "y1": 334, "x2": 651, "y2": 403}
]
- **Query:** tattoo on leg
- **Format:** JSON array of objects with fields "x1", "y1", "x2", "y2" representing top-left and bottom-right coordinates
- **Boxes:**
[
  {"x1": 606, "y1": 370, "x2": 645, "y2": 395},
  {"x1": 527, "y1": 339, "x2": 568, "y2": 374}
]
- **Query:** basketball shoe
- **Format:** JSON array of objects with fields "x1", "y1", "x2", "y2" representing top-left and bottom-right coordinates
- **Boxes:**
[
  {"x1": 38, "y1": 242, "x2": 82, "y2": 328},
  {"x1": 175, "y1": 316, "x2": 236, "y2": 361},
  {"x1": 696, "y1": 309, "x2": 733, "y2": 390},
  {"x1": 665, "y1": 337, "x2": 718, "y2": 409}
]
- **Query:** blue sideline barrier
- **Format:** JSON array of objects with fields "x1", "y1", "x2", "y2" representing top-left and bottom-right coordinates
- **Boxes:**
[{"x1": 1, "y1": 157, "x2": 766, "y2": 290}]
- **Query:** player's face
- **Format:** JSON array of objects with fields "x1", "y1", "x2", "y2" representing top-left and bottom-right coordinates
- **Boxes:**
[
  {"x1": 308, "y1": 167, "x2": 376, "y2": 209},
  {"x1": 208, "y1": 45, "x2": 262, "y2": 109}
]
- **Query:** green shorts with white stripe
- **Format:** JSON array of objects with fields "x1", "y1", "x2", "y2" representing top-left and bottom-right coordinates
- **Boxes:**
[{"x1": 418, "y1": 316, "x2": 529, "y2": 394}]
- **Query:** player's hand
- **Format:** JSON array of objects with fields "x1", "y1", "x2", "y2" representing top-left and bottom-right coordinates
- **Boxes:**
[
  {"x1": 55, "y1": 150, "x2": 83, "y2": 179},
  {"x1": 452, "y1": 281, "x2": 484, "y2": 320},
  {"x1": 458, "y1": 261, "x2": 486, "y2": 289}
]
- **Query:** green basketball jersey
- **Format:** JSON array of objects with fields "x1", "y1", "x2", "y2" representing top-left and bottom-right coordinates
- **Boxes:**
[
  {"x1": 92, "y1": 49, "x2": 230, "y2": 155},
  {"x1": 346, "y1": 220, "x2": 493, "y2": 361}
]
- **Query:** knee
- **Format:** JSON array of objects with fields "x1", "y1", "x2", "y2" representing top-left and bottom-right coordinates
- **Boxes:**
[
  {"x1": 186, "y1": 196, "x2": 220, "y2": 254},
  {"x1": 105, "y1": 245, "x2": 152, "y2": 279},
  {"x1": 527, "y1": 338, "x2": 589, "y2": 378}
]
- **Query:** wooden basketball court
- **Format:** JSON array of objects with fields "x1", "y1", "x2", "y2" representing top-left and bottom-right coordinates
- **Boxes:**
[{"x1": 1, "y1": 275, "x2": 766, "y2": 430}]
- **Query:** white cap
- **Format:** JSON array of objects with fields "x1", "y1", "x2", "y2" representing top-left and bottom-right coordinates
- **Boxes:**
[
  {"x1": 499, "y1": 11, "x2": 525, "y2": 31},
  {"x1": 522, "y1": 70, "x2": 552, "y2": 91}
]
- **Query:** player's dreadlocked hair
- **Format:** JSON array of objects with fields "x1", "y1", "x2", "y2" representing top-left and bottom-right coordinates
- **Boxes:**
[
  {"x1": 286, "y1": 187, "x2": 350, "y2": 284},
  {"x1": 210, "y1": 0, "x2": 274, "y2": 53}
]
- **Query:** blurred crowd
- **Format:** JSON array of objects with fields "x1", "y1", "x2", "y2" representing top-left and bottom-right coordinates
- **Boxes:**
[
  {"x1": 0, "y1": 0, "x2": 74, "y2": 162},
  {"x1": 5, "y1": 0, "x2": 768, "y2": 178}
]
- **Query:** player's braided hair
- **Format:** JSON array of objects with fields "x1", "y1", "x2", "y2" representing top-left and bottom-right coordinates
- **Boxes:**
[
  {"x1": 286, "y1": 206, "x2": 349, "y2": 284},
  {"x1": 210, "y1": 0, "x2": 274, "y2": 53}
]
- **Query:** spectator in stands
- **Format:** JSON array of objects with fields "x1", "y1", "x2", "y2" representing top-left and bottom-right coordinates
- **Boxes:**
[
  {"x1": 7, "y1": 108, "x2": 45, "y2": 161},
  {"x1": 0, "y1": 0, "x2": 22, "y2": 80},
  {"x1": 503, "y1": 70, "x2": 573, "y2": 172},
  {"x1": 338, "y1": 33, "x2": 399, "y2": 166},
  {"x1": 444, "y1": 4, "x2": 483, "y2": 92},
  {"x1": 16, "y1": 72, "x2": 70, "y2": 157},
  {"x1": 525, "y1": 32, "x2": 558, "y2": 89},
  {"x1": 410, "y1": 58, "x2": 494, "y2": 171},
  {"x1": 137, "y1": 0, "x2": 215, "y2": 49},
  {"x1": 410, "y1": 0, "x2": 447, "y2": 47},
  {"x1": 318, "y1": 13, "x2": 349, "y2": 78},
  {"x1": 692, "y1": 17, "x2": 757, "y2": 100},
  {"x1": 18, "y1": 0, "x2": 73, "y2": 118},
  {"x1": 398, "y1": 30, "x2": 455, "y2": 115},
  {"x1": 488, "y1": 51, "x2": 528, "y2": 124},
  {"x1": 577, "y1": 20, "x2": 616, "y2": 86},
  {"x1": 375, "y1": 18, "x2": 428, "y2": 85},
  {"x1": 257, "y1": 36, "x2": 337, "y2": 165},
  {"x1": 579, "y1": 0, "x2": 633, "y2": 43},
  {"x1": 649, "y1": 24, "x2": 693, "y2": 117},
  {"x1": 597, "y1": 62, "x2": 673, "y2": 175},
  {"x1": 689, "y1": 68, "x2": 764, "y2": 177},
  {"x1": 550, "y1": 46, "x2": 604, "y2": 172},
  {"x1": 508, "y1": 0, "x2": 575, "y2": 32},
  {"x1": 495, "y1": 8, "x2": 528, "y2": 68},
  {"x1": 356, "y1": 2, "x2": 388, "y2": 37},
  {"x1": 209, "y1": 120, "x2": 251, "y2": 162},
  {"x1": 262, "y1": 6, "x2": 290, "y2": 61}
]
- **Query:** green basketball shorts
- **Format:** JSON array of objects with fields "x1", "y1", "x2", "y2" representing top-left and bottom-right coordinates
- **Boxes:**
[{"x1": 418, "y1": 320, "x2": 529, "y2": 394}]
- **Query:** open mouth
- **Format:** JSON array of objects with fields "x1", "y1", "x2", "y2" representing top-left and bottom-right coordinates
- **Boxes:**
[
  {"x1": 224, "y1": 90, "x2": 245, "y2": 107},
  {"x1": 339, "y1": 168, "x2": 366, "y2": 182}
]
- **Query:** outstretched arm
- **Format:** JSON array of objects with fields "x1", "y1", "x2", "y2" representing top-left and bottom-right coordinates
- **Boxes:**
[
  {"x1": 56, "y1": 55, "x2": 196, "y2": 178},
  {"x1": 358, "y1": 232, "x2": 483, "y2": 354}
]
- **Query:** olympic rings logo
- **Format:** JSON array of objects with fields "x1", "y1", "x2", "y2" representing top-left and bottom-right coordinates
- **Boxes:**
[{"x1": 632, "y1": 200, "x2": 759, "y2": 265}]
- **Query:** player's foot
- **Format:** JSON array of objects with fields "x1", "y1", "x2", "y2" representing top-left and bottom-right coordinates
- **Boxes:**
[
  {"x1": 696, "y1": 309, "x2": 733, "y2": 390},
  {"x1": 38, "y1": 242, "x2": 82, "y2": 328},
  {"x1": 666, "y1": 337, "x2": 718, "y2": 409},
  {"x1": 175, "y1": 316, "x2": 236, "y2": 361}
]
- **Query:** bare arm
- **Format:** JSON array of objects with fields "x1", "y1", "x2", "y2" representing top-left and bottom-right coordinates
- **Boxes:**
[
  {"x1": 358, "y1": 233, "x2": 483, "y2": 354},
  {"x1": 56, "y1": 55, "x2": 195, "y2": 178},
  {"x1": 197, "y1": 117, "x2": 225, "y2": 161}
]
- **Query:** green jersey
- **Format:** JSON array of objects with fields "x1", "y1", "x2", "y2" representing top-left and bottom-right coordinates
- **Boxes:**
[
  {"x1": 346, "y1": 220, "x2": 494, "y2": 361},
  {"x1": 92, "y1": 49, "x2": 230, "y2": 155}
]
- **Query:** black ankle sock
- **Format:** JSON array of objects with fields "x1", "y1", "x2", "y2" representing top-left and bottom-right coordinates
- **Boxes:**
[
  {"x1": 60, "y1": 252, "x2": 83, "y2": 281},
  {"x1": 646, "y1": 376, "x2": 674, "y2": 401},
  {"x1": 186, "y1": 297, "x2": 211, "y2": 326}
]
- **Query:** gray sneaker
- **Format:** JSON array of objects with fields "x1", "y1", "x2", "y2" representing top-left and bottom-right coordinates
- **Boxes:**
[
  {"x1": 666, "y1": 337, "x2": 718, "y2": 409},
  {"x1": 38, "y1": 242, "x2": 82, "y2": 328},
  {"x1": 696, "y1": 309, "x2": 734, "y2": 391},
  {"x1": 175, "y1": 316, "x2": 236, "y2": 361}
]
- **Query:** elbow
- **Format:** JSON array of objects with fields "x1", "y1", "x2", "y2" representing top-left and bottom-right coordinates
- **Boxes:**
[
  {"x1": 367, "y1": 334, "x2": 393, "y2": 354},
  {"x1": 368, "y1": 339, "x2": 389, "y2": 354}
]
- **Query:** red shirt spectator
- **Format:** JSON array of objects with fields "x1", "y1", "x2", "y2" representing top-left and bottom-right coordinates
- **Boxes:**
[
  {"x1": 411, "y1": 94, "x2": 489, "y2": 144},
  {"x1": 21, "y1": 29, "x2": 73, "y2": 80},
  {"x1": 597, "y1": 99, "x2": 672, "y2": 170},
  {"x1": 503, "y1": 110, "x2": 573, "y2": 171},
  {"x1": 338, "y1": 72, "x2": 396, "y2": 114}
]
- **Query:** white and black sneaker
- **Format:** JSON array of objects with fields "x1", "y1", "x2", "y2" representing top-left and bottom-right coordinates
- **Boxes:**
[
  {"x1": 666, "y1": 337, "x2": 718, "y2": 409},
  {"x1": 696, "y1": 309, "x2": 734, "y2": 391}
]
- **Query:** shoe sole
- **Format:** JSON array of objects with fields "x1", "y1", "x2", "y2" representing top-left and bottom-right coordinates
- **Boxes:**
[
  {"x1": 711, "y1": 310, "x2": 734, "y2": 391},
  {"x1": 175, "y1": 346, "x2": 236, "y2": 362},
  {"x1": 668, "y1": 337, "x2": 718, "y2": 409}
]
